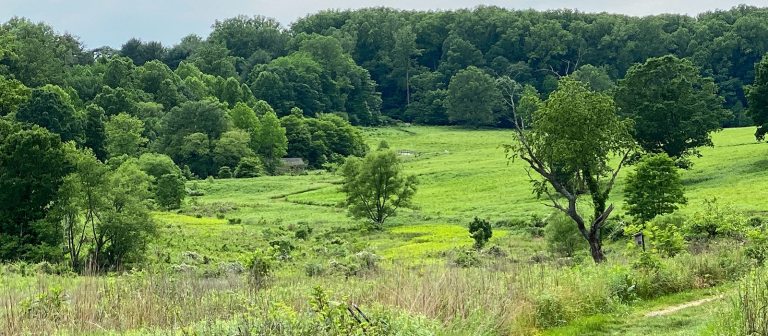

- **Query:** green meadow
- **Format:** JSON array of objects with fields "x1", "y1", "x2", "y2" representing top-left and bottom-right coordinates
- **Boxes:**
[
  {"x1": 4, "y1": 126, "x2": 768, "y2": 335},
  {"x1": 154, "y1": 125, "x2": 768, "y2": 264}
]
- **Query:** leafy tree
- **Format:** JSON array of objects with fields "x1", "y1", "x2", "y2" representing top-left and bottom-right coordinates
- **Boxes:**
[
  {"x1": 624, "y1": 153, "x2": 687, "y2": 223},
  {"x1": 505, "y1": 77, "x2": 635, "y2": 263},
  {"x1": 255, "y1": 107, "x2": 288, "y2": 173},
  {"x1": 155, "y1": 173, "x2": 186, "y2": 210},
  {"x1": 340, "y1": 147, "x2": 418, "y2": 229},
  {"x1": 615, "y1": 55, "x2": 727, "y2": 166},
  {"x1": 175, "y1": 132, "x2": 212, "y2": 178},
  {"x1": 213, "y1": 130, "x2": 253, "y2": 170},
  {"x1": 235, "y1": 156, "x2": 265, "y2": 178},
  {"x1": 0, "y1": 121, "x2": 70, "y2": 261},
  {"x1": 0, "y1": 75, "x2": 30, "y2": 116},
  {"x1": 105, "y1": 113, "x2": 147, "y2": 158},
  {"x1": 571, "y1": 65, "x2": 615, "y2": 92},
  {"x1": 137, "y1": 153, "x2": 185, "y2": 209},
  {"x1": 208, "y1": 15, "x2": 288, "y2": 60},
  {"x1": 158, "y1": 99, "x2": 230, "y2": 175},
  {"x1": 15, "y1": 85, "x2": 84, "y2": 143},
  {"x1": 747, "y1": 53, "x2": 768, "y2": 140},
  {"x1": 96, "y1": 160, "x2": 156, "y2": 269},
  {"x1": 93, "y1": 86, "x2": 139, "y2": 116},
  {"x1": 229, "y1": 102, "x2": 260, "y2": 141},
  {"x1": 445, "y1": 66, "x2": 502, "y2": 126},
  {"x1": 468, "y1": 217, "x2": 492, "y2": 250},
  {"x1": 83, "y1": 104, "x2": 107, "y2": 160},
  {"x1": 218, "y1": 166, "x2": 233, "y2": 178}
]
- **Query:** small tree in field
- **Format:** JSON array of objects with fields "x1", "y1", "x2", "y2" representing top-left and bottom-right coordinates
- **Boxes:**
[
  {"x1": 469, "y1": 217, "x2": 492, "y2": 250},
  {"x1": 624, "y1": 153, "x2": 686, "y2": 223},
  {"x1": 501, "y1": 76, "x2": 635, "y2": 263},
  {"x1": 340, "y1": 147, "x2": 417, "y2": 229}
]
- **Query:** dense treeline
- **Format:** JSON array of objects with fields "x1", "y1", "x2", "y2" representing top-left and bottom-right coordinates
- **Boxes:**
[
  {"x1": 3, "y1": 6, "x2": 768, "y2": 130},
  {"x1": 291, "y1": 6, "x2": 768, "y2": 127}
]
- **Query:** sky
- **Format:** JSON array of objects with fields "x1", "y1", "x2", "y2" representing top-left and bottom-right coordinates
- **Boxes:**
[{"x1": 1, "y1": 0, "x2": 766, "y2": 48}]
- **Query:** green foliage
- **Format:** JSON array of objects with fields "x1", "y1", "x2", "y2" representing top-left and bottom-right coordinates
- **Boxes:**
[
  {"x1": 545, "y1": 213, "x2": 588, "y2": 258},
  {"x1": 686, "y1": 198, "x2": 747, "y2": 238},
  {"x1": 254, "y1": 106, "x2": 287, "y2": 173},
  {"x1": 748, "y1": 53, "x2": 768, "y2": 140},
  {"x1": 445, "y1": 66, "x2": 502, "y2": 126},
  {"x1": 235, "y1": 156, "x2": 265, "y2": 178},
  {"x1": 340, "y1": 148, "x2": 417, "y2": 228},
  {"x1": 245, "y1": 250, "x2": 274, "y2": 289},
  {"x1": 281, "y1": 112, "x2": 367, "y2": 168},
  {"x1": 0, "y1": 121, "x2": 70, "y2": 262},
  {"x1": 15, "y1": 86, "x2": 84, "y2": 144},
  {"x1": 468, "y1": 217, "x2": 492, "y2": 250},
  {"x1": 105, "y1": 113, "x2": 147, "y2": 158},
  {"x1": 450, "y1": 249, "x2": 482, "y2": 268},
  {"x1": 158, "y1": 99, "x2": 230, "y2": 177},
  {"x1": 624, "y1": 153, "x2": 687, "y2": 223},
  {"x1": 625, "y1": 214, "x2": 688, "y2": 258},
  {"x1": 217, "y1": 166, "x2": 233, "y2": 178},
  {"x1": 615, "y1": 55, "x2": 727, "y2": 164},
  {"x1": 212, "y1": 130, "x2": 253, "y2": 170},
  {"x1": 0, "y1": 75, "x2": 30, "y2": 116},
  {"x1": 155, "y1": 173, "x2": 186, "y2": 210}
]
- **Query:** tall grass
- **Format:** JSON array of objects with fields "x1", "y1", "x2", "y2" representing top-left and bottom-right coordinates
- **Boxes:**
[{"x1": 1, "y1": 245, "x2": 750, "y2": 335}]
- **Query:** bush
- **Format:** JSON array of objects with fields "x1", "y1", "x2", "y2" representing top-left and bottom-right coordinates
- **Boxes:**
[
  {"x1": 156, "y1": 173, "x2": 186, "y2": 210},
  {"x1": 468, "y1": 217, "x2": 492, "y2": 250},
  {"x1": 294, "y1": 224, "x2": 313, "y2": 240},
  {"x1": 625, "y1": 214, "x2": 687, "y2": 257},
  {"x1": 451, "y1": 249, "x2": 482, "y2": 268},
  {"x1": 217, "y1": 166, "x2": 233, "y2": 178},
  {"x1": 746, "y1": 228, "x2": 768, "y2": 265},
  {"x1": 686, "y1": 198, "x2": 746, "y2": 238},
  {"x1": 545, "y1": 212, "x2": 587, "y2": 257},
  {"x1": 235, "y1": 156, "x2": 265, "y2": 178},
  {"x1": 304, "y1": 262, "x2": 326, "y2": 277},
  {"x1": 533, "y1": 293, "x2": 568, "y2": 328},
  {"x1": 245, "y1": 250, "x2": 274, "y2": 289},
  {"x1": 607, "y1": 269, "x2": 638, "y2": 304}
]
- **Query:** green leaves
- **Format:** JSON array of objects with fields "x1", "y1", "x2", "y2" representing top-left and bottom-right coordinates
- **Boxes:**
[
  {"x1": 340, "y1": 149, "x2": 418, "y2": 228},
  {"x1": 624, "y1": 153, "x2": 687, "y2": 223},
  {"x1": 747, "y1": 53, "x2": 768, "y2": 141},
  {"x1": 615, "y1": 55, "x2": 727, "y2": 164}
]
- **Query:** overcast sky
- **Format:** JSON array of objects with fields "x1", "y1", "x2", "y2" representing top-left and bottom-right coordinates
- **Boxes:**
[{"x1": 1, "y1": 0, "x2": 766, "y2": 48}]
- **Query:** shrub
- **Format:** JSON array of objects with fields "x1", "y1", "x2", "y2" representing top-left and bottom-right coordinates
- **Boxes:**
[
  {"x1": 246, "y1": 250, "x2": 274, "y2": 289},
  {"x1": 155, "y1": 173, "x2": 186, "y2": 210},
  {"x1": 746, "y1": 228, "x2": 768, "y2": 265},
  {"x1": 686, "y1": 198, "x2": 746, "y2": 238},
  {"x1": 304, "y1": 262, "x2": 326, "y2": 277},
  {"x1": 469, "y1": 217, "x2": 492, "y2": 250},
  {"x1": 625, "y1": 214, "x2": 687, "y2": 257},
  {"x1": 269, "y1": 239, "x2": 295, "y2": 261},
  {"x1": 533, "y1": 293, "x2": 568, "y2": 328},
  {"x1": 545, "y1": 212, "x2": 587, "y2": 257},
  {"x1": 607, "y1": 269, "x2": 638, "y2": 304},
  {"x1": 217, "y1": 166, "x2": 233, "y2": 178},
  {"x1": 451, "y1": 249, "x2": 482, "y2": 268},
  {"x1": 294, "y1": 224, "x2": 313, "y2": 240},
  {"x1": 235, "y1": 156, "x2": 264, "y2": 178}
]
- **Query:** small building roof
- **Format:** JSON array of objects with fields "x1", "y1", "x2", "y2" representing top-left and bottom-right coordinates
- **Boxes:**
[{"x1": 281, "y1": 158, "x2": 307, "y2": 167}]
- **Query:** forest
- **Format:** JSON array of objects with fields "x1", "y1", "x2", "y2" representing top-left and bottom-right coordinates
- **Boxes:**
[{"x1": 3, "y1": 4, "x2": 768, "y2": 335}]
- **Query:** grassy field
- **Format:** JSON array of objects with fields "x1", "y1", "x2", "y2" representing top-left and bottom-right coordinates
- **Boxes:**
[
  {"x1": 2, "y1": 126, "x2": 767, "y2": 335},
  {"x1": 153, "y1": 126, "x2": 768, "y2": 264}
]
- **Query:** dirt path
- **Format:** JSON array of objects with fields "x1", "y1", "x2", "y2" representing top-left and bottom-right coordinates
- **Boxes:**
[{"x1": 643, "y1": 295, "x2": 725, "y2": 317}]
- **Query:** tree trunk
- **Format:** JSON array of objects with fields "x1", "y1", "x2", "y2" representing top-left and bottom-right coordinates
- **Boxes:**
[{"x1": 588, "y1": 235, "x2": 605, "y2": 263}]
